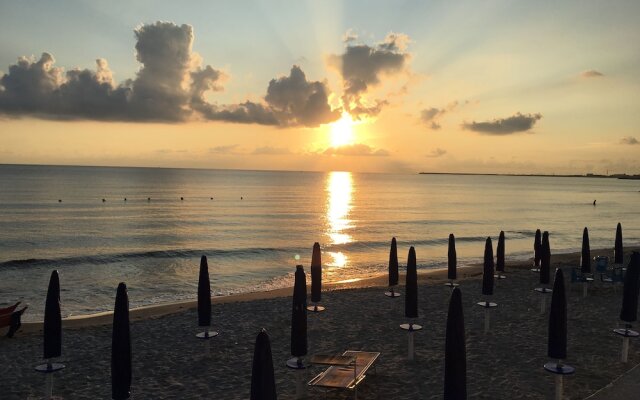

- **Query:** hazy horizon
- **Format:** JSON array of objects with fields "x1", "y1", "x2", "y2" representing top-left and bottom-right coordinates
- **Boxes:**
[{"x1": 3, "y1": 162, "x2": 640, "y2": 177}]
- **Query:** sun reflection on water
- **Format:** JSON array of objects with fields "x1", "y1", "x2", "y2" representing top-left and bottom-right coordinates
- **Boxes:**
[{"x1": 325, "y1": 171, "x2": 353, "y2": 269}]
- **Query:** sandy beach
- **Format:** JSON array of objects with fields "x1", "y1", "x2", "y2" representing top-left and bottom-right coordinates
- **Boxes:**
[{"x1": 1, "y1": 246, "x2": 639, "y2": 399}]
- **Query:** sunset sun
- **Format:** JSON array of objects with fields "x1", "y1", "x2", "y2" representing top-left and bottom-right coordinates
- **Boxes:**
[{"x1": 329, "y1": 112, "x2": 356, "y2": 147}]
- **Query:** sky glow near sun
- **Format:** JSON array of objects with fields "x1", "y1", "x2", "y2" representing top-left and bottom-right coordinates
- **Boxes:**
[
  {"x1": 329, "y1": 113, "x2": 356, "y2": 147},
  {"x1": 0, "y1": 0, "x2": 639, "y2": 174}
]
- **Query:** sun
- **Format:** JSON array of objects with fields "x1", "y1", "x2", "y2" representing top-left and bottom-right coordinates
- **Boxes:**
[{"x1": 329, "y1": 112, "x2": 356, "y2": 147}]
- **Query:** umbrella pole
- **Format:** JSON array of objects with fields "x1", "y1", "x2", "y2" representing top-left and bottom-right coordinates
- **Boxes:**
[
  {"x1": 205, "y1": 328, "x2": 211, "y2": 357},
  {"x1": 294, "y1": 359, "x2": 307, "y2": 399},
  {"x1": 484, "y1": 306, "x2": 491, "y2": 334},
  {"x1": 555, "y1": 373, "x2": 563, "y2": 400},
  {"x1": 45, "y1": 360, "x2": 53, "y2": 400},
  {"x1": 621, "y1": 336, "x2": 629, "y2": 363},
  {"x1": 408, "y1": 329, "x2": 415, "y2": 360}
]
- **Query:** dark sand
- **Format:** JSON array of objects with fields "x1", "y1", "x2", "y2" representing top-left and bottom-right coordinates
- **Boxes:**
[{"x1": 1, "y1": 247, "x2": 638, "y2": 399}]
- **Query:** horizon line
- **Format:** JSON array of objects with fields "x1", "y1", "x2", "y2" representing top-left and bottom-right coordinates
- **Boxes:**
[{"x1": 1, "y1": 162, "x2": 638, "y2": 179}]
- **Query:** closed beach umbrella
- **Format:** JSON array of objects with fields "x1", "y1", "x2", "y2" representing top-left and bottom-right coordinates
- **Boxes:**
[
  {"x1": 112, "y1": 282, "x2": 131, "y2": 400},
  {"x1": 448, "y1": 234, "x2": 457, "y2": 280},
  {"x1": 581, "y1": 227, "x2": 591, "y2": 274},
  {"x1": 444, "y1": 287, "x2": 466, "y2": 400},
  {"x1": 310, "y1": 242, "x2": 322, "y2": 303},
  {"x1": 43, "y1": 270, "x2": 62, "y2": 360},
  {"x1": 197, "y1": 256, "x2": 211, "y2": 327},
  {"x1": 615, "y1": 223, "x2": 624, "y2": 264},
  {"x1": 251, "y1": 329, "x2": 277, "y2": 400},
  {"x1": 291, "y1": 265, "x2": 307, "y2": 358},
  {"x1": 540, "y1": 232, "x2": 551, "y2": 285},
  {"x1": 534, "y1": 229, "x2": 542, "y2": 267},
  {"x1": 548, "y1": 269, "x2": 567, "y2": 360},
  {"x1": 405, "y1": 247, "x2": 418, "y2": 318},
  {"x1": 620, "y1": 252, "x2": 640, "y2": 323},
  {"x1": 482, "y1": 238, "x2": 494, "y2": 296},
  {"x1": 389, "y1": 237, "x2": 399, "y2": 286},
  {"x1": 496, "y1": 231, "x2": 505, "y2": 273}
]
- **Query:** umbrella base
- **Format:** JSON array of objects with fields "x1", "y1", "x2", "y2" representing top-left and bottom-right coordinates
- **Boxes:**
[
  {"x1": 543, "y1": 362, "x2": 575, "y2": 375},
  {"x1": 613, "y1": 328, "x2": 640, "y2": 337},
  {"x1": 531, "y1": 268, "x2": 540, "y2": 272},
  {"x1": 35, "y1": 363, "x2": 65, "y2": 373},
  {"x1": 494, "y1": 274, "x2": 506, "y2": 279},
  {"x1": 307, "y1": 304, "x2": 325, "y2": 312},
  {"x1": 286, "y1": 357, "x2": 307, "y2": 369},
  {"x1": 399, "y1": 323, "x2": 423, "y2": 331},
  {"x1": 534, "y1": 287, "x2": 552, "y2": 293},
  {"x1": 196, "y1": 330, "x2": 219, "y2": 339},
  {"x1": 476, "y1": 301, "x2": 497, "y2": 308},
  {"x1": 384, "y1": 290, "x2": 401, "y2": 297},
  {"x1": 443, "y1": 282, "x2": 459, "y2": 288}
]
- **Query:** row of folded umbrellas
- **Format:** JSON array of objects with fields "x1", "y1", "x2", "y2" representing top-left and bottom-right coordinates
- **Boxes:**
[{"x1": 34, "y1": 222, "x2": 636, "y2": 399}]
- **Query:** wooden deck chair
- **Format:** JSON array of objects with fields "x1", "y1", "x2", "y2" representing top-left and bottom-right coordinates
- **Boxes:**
[{"x1": 308, "y1": 351, "x2": 380, "y2": 399}]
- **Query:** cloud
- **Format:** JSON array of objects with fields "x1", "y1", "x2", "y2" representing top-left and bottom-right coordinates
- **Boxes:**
[
  {"x1": 323, "y1": 143, "x2": 390, "y2": 157},
  {"x1": 0, "y1": 22, "x2": 337, "y2": 127},
  {"x1": 264, "y1": 66, "x2": 340, "y2": 127},
  {"x1": 580, "y1": 70, "x2": 604, "y2": 78},
  {"x1": 209, "y1": 144, "x2": 240, "y2": 154},
  {"x1": 420, "y1": 101, "x2": 459, "y2": 130},
  {"x1": 620, "y1": 136, "x2": 639, "y2": 145},
  {"x1": 462, "y1": 112, "x2": 542, "y2": 135},
  {"x1": 329, "y1": 32, "x2": 410, "y2": 118},
  {"x1": 426, "y1": 148, "x2": 447, "y2": 158},
  {"x1": 252, "y1": 146, "x2": 292, "y2": 155}
]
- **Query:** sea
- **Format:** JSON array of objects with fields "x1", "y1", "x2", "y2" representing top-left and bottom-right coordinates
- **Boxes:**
[{"x1": 1, "y1": 164, "x2": 638, "y2": 321}]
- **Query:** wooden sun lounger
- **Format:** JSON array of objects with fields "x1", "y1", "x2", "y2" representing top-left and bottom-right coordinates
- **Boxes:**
[{"x1": 308, "y1": 351, "x2": 380, "y2": 399}]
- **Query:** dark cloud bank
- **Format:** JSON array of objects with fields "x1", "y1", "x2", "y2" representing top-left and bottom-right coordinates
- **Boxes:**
[
  {"x1": 0, "y1": 22, "x2": 339, "y2": 127},
  {"x1": 329, "y1": 32, "x2": 410, "y2": 119},
  {"x1": 463, "y1": 112, "x2": 542, "y2": 135},
  {"x1": 620, "y1": 136, "x2": 638, "y2": 145}
]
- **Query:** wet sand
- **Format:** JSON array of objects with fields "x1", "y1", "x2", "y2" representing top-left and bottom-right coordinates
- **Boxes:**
[{"x1": 1, "y1": 247, "x2": 638, "y2": 399}]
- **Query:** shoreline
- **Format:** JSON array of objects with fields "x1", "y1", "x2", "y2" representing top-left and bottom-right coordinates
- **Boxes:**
[{"x1": 15, "y1": 245, "x2": 637, "y2": 334}]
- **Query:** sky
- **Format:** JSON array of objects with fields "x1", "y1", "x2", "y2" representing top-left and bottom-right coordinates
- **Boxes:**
[{"x1": 0, "y1": 0, "x2": 639, "y2": 174}]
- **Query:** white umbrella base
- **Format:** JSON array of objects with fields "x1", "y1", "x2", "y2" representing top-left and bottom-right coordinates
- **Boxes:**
[
  {"x1": 196, "y1": 330, "x2": 219, "y2": 339},
  {"x1": 399, "y1": 323, "x2": 423, "y2": 331},
  {"x1": 35, "y1": 363, "x2": 65, "y2": 373},
  {"x1": 286, "y1": 357, "x2": 307, "y2": 369}
]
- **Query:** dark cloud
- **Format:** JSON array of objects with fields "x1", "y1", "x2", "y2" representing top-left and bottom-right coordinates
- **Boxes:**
[
  {"x1": 264, "y1": 66, "x2": 339, "y2": 127},
  {"x1": 196, "y1": 101, "x2": 279, "y2": 125},
  {"x1": 580, "y1": 70, "x2": 604, "y2": 78},
  {"x1": 329, "y1": 33, "x2": 410, "y2": 118},
  {"x1": 0, "y1": 23, "x2": 216, "y2": 122},
  {"x1": 323, "y1": 143, "x2": 390, "y2": 157},
  {"x1": 0, "y1": 22, "x2": 337, "y2": 127},
  {"x1": 426, "y1": 148, "x2": 447, "y2": 158},
  {"x1": 462, "y1": 112, "x2": 542, "y2": 135},
  {"x1": 620, "y1": 136, "x2": 639, "y2": 145},
  {"x1": 420, "y1": 101, "x2": 462, "y2": 130},
  {"x1": 252, "y1": 146, "x2": 292, "y2": 155}
]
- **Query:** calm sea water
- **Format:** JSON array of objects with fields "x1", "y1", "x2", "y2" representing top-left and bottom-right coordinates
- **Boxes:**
[{"x1": 1, "y1": 164, "x2": 638, "y2": 320}]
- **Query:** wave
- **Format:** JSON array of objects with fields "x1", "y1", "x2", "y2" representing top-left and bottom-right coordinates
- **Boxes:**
[
  {"x1": 0, "y1": 247, "x2": 298, "y2": 269},
  {"x1": 0, "y1": 232, "x2": 548, "y2": 270}
]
